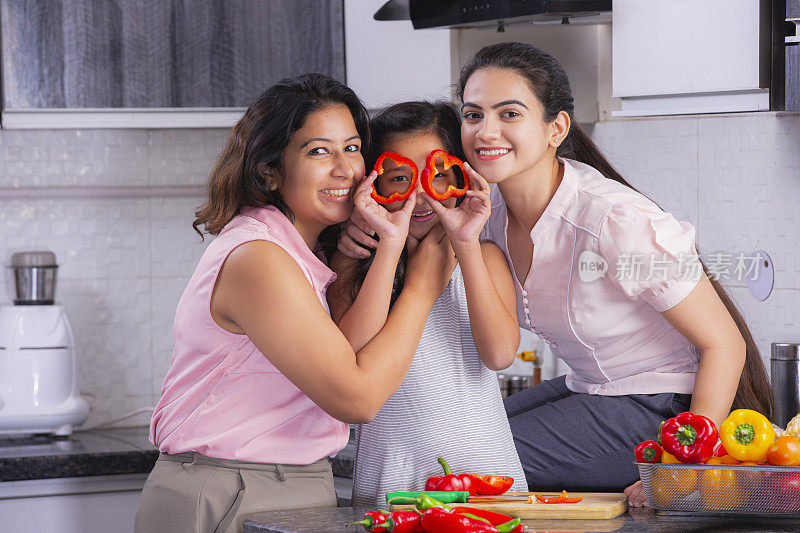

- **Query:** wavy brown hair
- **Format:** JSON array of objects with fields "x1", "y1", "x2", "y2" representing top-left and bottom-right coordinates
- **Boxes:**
[
  {"x1": 458, "y1": 42, "x2": 774, "y2": 420},
  {"x1": 193, "y1": 73, "x2": 370, "y2": 238}
]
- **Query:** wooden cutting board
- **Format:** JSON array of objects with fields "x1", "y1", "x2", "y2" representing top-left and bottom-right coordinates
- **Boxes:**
[{"x1": 390, "y1": 492, "x2": 627, "y2": 520}]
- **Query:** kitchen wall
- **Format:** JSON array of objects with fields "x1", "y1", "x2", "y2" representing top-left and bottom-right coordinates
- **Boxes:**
[
  {"x1": 2, "y1": 114, "x2": 796, "y2": 428},
  {"x1": 0, "y1": 128, "x2": 228, "y2": 427}
]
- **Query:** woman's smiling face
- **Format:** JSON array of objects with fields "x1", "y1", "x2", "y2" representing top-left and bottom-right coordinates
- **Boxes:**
[
  {"x1": 460, "y1": 67, "x2": 553, "y2": 184},
  {"x1": 275, "y1": 104, "x2": 364, "y2": 237}
]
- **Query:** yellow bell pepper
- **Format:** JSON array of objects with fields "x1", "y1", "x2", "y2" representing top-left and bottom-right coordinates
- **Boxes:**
[
  {"x1": 720, "y1": 409, "x2": 775, "y2": 462},
  {"x1": 700, "y1": 457, "x2": 746, "y2": 511}
]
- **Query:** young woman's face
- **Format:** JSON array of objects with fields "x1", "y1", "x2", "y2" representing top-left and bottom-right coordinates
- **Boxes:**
[
  {"x1": 276, "y1": 104, "x2": 364, "y2": 234},
  {"x1": 460, "y1": 67, "x2": 553, "y2": 183},
  {"x1": 377, "y1": 131, "x2": 458, "y2": 241}
]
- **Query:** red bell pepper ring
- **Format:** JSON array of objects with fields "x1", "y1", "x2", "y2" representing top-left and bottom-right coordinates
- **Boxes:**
[
  {"x1": 450, "y1": 507, "x2": 524, "y2": 533},
  {"x1": 534, "y1": 490, "x2": 583, "y2": 504},
  {"x1": 425, "y1": 458, "x2": 476, "y2": 495},
  {"x1": 371, "y1": 510, "x2": 424, "y2": 533},
  {"x1": 634, "y1": 440, "x2": 663, "y2": 463},
  {"x1": 421, "y1": 507, "x2": 520, "y2": 533},
  {"x1": 420, "y1": 150, "x2": 470, "y2": 202},
  {"x1": 660, "y1": 411, "x2": 719, "y2": 464},
  {"x1": 470, "y1": 475, "x2": 514, "y2": 496},
  {"x1": 371, "y1": 152, "x2": 419, "y2": 205},
  {"x1": 347, "y1": 510, "x2": 390, "y2": 532}
]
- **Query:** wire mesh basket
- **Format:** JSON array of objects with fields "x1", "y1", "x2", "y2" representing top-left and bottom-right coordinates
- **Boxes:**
[{"x1": 637, "y1": 462, "x2": 800, "y2": 516}]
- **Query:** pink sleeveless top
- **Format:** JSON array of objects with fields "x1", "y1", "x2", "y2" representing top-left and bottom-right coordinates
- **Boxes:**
[{"x1": 150, "y1": 206, "x2": 349, "y2": 464}]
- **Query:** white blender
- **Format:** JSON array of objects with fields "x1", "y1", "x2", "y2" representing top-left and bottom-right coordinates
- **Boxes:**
[{"x1": 0, "y1": 251, "x2": 89, "y2": 436}]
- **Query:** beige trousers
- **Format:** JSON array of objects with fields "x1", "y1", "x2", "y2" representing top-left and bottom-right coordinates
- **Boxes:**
[{"x1": 134, "y1": 452, "x2": 337, "y2": 533}]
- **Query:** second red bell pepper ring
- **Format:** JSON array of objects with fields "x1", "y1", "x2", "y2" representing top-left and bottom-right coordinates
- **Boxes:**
[
  {"x1": 420, "y1": 150, "x2": 470, "y2": 202},
  {"x1": 660, "y1": 411, "x2": 719, "y2": 464},
  {"x1": 371, "y1": 152, "x2": 419, "y2": 205}
]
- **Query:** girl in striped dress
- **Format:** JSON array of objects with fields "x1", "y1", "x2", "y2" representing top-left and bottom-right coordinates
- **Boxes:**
[{"x1": 327, "y1": 101, "x2": 527, "y2": 508}]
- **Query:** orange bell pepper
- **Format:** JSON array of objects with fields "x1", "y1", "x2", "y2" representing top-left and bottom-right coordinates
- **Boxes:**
[
  {"x1": 700, "y1": 457, "x2": 746, "y2": 511},
  {"x1": 650, "y1": 467, "x2": 698, "y2": 507}
]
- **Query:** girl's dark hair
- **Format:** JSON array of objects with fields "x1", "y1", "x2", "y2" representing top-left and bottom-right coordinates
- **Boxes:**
[
  {"x1": 458, "y1": 42, "x2": 774, "y2": 420},
  {"x1": 347, "y1": 100, "x2": 464, "y2": 306},
  {"x1": 193, "y1": 73, "x2": 370, "y2": 240}
]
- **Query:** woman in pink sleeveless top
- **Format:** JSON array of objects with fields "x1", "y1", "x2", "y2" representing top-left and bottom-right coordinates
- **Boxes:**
[{"x1": 135, "y1": 74, "x2": 455, "y2": 533}]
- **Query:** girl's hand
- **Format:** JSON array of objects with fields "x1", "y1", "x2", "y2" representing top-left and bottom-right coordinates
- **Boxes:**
[
  {"x1": 352, "y1": 170, "x2": 417, "y2": 251},
  {"x1": 404, "y1": 223, "x2": 457, "y2": 300},
  {"x1": 424, "y1": 162, "x2": 491, "y2": 252}
]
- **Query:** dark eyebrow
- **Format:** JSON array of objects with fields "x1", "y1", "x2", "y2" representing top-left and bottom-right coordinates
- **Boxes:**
[
  {"x1": 300, "y1": 135, "x2": 361, "y2": 149},
  {"x1": 461, "y1": 100, "x2": 528, "y2": 112}
]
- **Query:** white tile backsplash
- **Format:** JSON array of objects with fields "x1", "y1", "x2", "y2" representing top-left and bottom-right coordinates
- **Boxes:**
[
  {"x1": 1, "y1": 113, "x2": 798, "y2": 429},
  {"x1": 0, "y1": 128, "x2": 221, "y2": 430}
]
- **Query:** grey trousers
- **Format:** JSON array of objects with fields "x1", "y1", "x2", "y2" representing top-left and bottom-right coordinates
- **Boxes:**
[
  {"x1": 504, "y1": 375, "x2": 691, "y2": 492},
  {"x1": 134, "y1": 452, "x2": 337, "y2": 533}
]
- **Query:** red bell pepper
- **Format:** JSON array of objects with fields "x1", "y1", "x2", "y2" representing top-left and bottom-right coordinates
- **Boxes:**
[
  {"x1": 712, "y1": 441, "x2": 728, "y2": 457},
  {"x1": 425, "y1": 458, "x2": 476, "y2": 495},
  {"x1": 348, "y1": 510, "x2": 390, "y2": 531},
  {"x1": 450, "y1": 508, "x2": 524, "y2": 533},
  {"x1": 371, "y1": 510, "x2": 424, "y2": 533},
  {"x1": 371, "y1": 152, "x2": 419, "y2": 205},
  {"x1": 660, "y1": 412, "x2": 719, "y2": 464},
  {"x1": 470, "y1": 475, "x2": 514, "y2": 496},
  {"x1": 634, "y1": 440, "x2": 662, "y2": 463},
  {"x1": 421, "y1": 507, "x2": 520, "y2": 533},
  {"x1": 420, "y1": 149, "x2": 470, "y2": 202},
  {"x1": 534, "y1": 490, "x2": 583, "y2": 504}
]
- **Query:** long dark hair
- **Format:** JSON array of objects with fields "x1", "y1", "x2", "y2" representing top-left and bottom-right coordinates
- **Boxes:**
[
  {"x1": 346, "y1": 100, "x2": 465, "y2": 306},
  {"x1": 193, "y1": 73, "x2": 370, "y2": 239},
  {"x1": 458, "y1": 42, "x2": 774, "y2": 420}
]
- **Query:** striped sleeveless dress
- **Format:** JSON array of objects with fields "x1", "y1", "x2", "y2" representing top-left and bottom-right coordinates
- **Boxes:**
[{"x1": 351, "y1": 264, "x2": 527, "y2": 508}]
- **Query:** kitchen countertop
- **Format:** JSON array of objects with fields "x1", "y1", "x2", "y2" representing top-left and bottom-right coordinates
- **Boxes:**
[
  {"x1": 242, "y1": 506, "x2": 800, "y2": 533},
  {"x1": 0, "y1": 426, "x2": 356, "y2": 482}
]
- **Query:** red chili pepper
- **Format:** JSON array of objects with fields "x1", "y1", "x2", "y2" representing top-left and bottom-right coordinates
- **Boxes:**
[
  {"x1": 535, "y1": 490, "x2": 583, "y2": 504},
  {"x1": 660, "y1": 412, "x2": 719, "y2": 464},
  {"x1": 421, "y1": 507, "x2": 520, "y2": 533},
  {"x1": 634, "y1": 440, "x2": 663, "y2": 463},
  {"x1": 372, "y1": 510, "x2": 424, "y2": 533},
  {"x1": 348, "y1": 510, "x2": 390, "y2": 532},
  {"x1": 470, "y1": 475, "x2": 514, "y2": 496},
  {"x1": 425, "y1": 458, "x2": 476, "y2": 495},
  {"x1": 420, "y1": 150, "x2": 470, "y2": 202},
  {"x1": 371, "y1": 152, "x2": 419, "y2": 205},
  {"x1": 450, "y1": 508, "x2": 524, "y2": 533}
]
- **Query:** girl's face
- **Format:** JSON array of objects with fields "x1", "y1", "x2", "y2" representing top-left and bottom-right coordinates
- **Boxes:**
[
  {"x1": 276, "y1": 104, "x2": 364, "y2": 239},
  {"x1": 377, "y1": 131, "x2": 458, "y2": 241},
  {"x1": 460, "y1": 67, "x2": 555, "y2": 184}
]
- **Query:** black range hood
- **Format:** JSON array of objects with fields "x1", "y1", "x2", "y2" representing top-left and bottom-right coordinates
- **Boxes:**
[{"x1": 375, "y1": 1, "x2": 612, "y2": 30}]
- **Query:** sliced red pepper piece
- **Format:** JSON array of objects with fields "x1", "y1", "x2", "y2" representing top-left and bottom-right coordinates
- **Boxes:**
[
  {"x1": 471, "y1": 475, "x2": 514, "y2": 496},
  {"x1": 421, "y1": 507, "x2": 520, "y2": 533},
  {"x1": 535, "y1": 490, "x2": 583, "y2": 504},
  {"x1": 420, "y1": 149, "x2": 470, "y2": 202},
  {"x1": 371, "y1": 152, "x2": 419, "y2": 205},
  {"x1": 660, "y1": 411, "x2": 719, "y2": 464}
]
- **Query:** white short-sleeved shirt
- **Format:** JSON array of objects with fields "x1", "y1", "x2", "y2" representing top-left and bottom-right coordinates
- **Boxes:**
[{"x1": 483, "y1": 158, "x2": 702, "y2": 396}]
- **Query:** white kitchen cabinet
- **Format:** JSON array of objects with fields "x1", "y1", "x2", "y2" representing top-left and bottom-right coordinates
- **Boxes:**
[
  {"x1": 612, "y1": 0, "x2": 770, "y2": 116},
  {"x1": 343, "y1": 0, "x2": 453, "y2": 110},
  {"x1": 0, "y1": 474, "x2": 146, "y2": 533}
]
